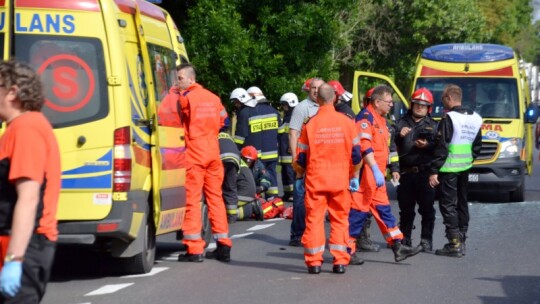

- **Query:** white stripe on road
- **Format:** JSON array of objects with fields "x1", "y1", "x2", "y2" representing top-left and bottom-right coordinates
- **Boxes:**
[
  {"x1": 247, "y1": 223, "x2": 275, "y2": 231},
  {"x1": 84, "y1": 283, "x2": 134, "y2": 296},
  {"x1": 264, "y1": 218, "x2": 285, "y2": 222},
  {"x1": 120, "y1": 267, "x2": 168, "y2": 278},
  {"x1": 231, "y1": 232, "x2": 254, "y2": 239}
]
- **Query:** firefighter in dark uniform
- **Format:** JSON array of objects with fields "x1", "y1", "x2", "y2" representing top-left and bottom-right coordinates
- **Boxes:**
[
  {"x1": 236, "y1": 158, "x2": 264, "y2": 221},
  {"x1": 393, "y1": 88, "x2": 438, "y2": 251},
  {"x1": 218, "y1": 117, "x2": 242, "y2": 224},
  {"x1": 277, "y1": 92, "x2": 299, "y2": 202}
]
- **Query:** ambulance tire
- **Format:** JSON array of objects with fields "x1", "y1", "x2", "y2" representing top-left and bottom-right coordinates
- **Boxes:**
[
  {"x1": 123, "y1": 207, "x2": 156, "y2": 274},
  {"x1": 509, "y1": 176, "x2": 525, "y2": 202},
  {"x1": 201, "y1": 201, "x2": 212, "y2": 248}
]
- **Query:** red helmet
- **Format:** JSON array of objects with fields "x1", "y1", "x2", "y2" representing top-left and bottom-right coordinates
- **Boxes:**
[
  {"x1": 363, "y1": 87, "x2": 375, "y2": 108},
  {"x1": 302, "y1": 78, "x2": 313, "y2": 92},
  {"x1": 411, "y1": 88, "x2": 433, "y2": 106},
  {"x1": 241, "y1": 146, "x2": 258, "y2": 161},
  {"x1": 328, "y1": 80, "x2": 345, "y2": 97}
]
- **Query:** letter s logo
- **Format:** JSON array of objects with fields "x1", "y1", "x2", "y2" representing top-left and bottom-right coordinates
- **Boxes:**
[{"x1": 53, "y1": 66, "x2": 78, "y2": 99}]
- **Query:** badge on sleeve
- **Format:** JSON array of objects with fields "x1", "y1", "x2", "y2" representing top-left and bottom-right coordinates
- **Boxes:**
[{"x1": 361, "y1": 122, "x2": 368, "y2": 129}]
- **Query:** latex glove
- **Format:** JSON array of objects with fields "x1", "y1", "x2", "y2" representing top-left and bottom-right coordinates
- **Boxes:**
[
  {"x1": 371, "y1": 165, "x2": 385, "y2": 188},
  {"x1": 295, "y1": 177, "x2": 305, "y2": 194},
  {"x1": 349, "y1": 178, "x2": 359, "y2": 192},
  {"x1": 0, "y1": 261, "x2": 22, "y2": 297}
]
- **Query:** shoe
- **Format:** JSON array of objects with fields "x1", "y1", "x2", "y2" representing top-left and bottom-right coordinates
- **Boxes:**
[
  {"x1": 392, "y1": 241, "x2": 422, "y2": 262},
  {"x1": 332, "y1": 264, "x2": 346, "y2": 274},
  {"x1": 460, "y1": 233, "x2": 467, "y2": 256},
  {"x1": 307, "y1": 265, "x2": 321, "y2": 274},
  {"x1": 418, "y1": 239, "x2": 433, "y2": 252},
  {"x1": 357, "y1": 218, "x2": 380, "y2": 252},
  {"x1": 288, "y1": 239, "x2": 302, "y2": 247},
  {"x1": 252, "y1": 200, "x2": 264, "y2": 221},
  {"x1": 402, "y1": 237, "x2": 412, "y2": 247},
  {"x1": 349, "y1": 253, "x2": 364, "y2": 265},
  {"x1": 177, "y1": 253, "x2": 204, "y2": 263},
  {"x1": 205, "y1": 243, "x2": 231, "y2": 262},
  {"x1": 435, "y1": 240, "x2": 463, "y2": 258}
]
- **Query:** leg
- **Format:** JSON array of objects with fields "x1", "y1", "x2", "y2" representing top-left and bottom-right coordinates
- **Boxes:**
[
  {"x1": 435, "y1": 172, "x2": 463, "y2": 257},
  {"x1": 416, "y1": 172, "x2": 436, "y2": 251},
  {"x1": 222, "y1": 162, "x2": 239, "y2": 223},
  {"x1": 328, "y1": 190, "x2": 351, "y2": 267},
  {"x1": 289, "y1": 177, "x2": 306, "y2": 245},
  {"x1": 456, "y1": 170, "x2": 470, "y2": 234},
  {"x1": 281, "y1": 163, "x2": 295, "y2": 201},
  {"x1": 181, "y1": 164, "x2": 206, "y2": 254},
  {"x1": 203, "y1": 159, "x2": 231, "y2": 247},
  {"x1": 302, "y1": 188, "x2": 327, "y2": 269},
  {"x1": 263, "y1": 160, "x2": 279, "y2": 197},
  {"x1": 397, "y1": 173, "x2": 416, "y2": 244}
]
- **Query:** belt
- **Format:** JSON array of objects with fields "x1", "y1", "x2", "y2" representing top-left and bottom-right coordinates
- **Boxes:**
[{"x1": 401, "y1": 165, "x2": 426, "y2": 174}]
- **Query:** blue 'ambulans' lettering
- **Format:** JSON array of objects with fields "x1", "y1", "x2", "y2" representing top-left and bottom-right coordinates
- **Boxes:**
[{"x1": 2, "y1": 13, "x2": 76, "y2": 34}]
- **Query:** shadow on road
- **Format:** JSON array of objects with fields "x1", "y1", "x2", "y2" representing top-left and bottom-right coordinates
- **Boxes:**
[{"x1": 477, "y1": 275, "x2": 540, "y2": 303}]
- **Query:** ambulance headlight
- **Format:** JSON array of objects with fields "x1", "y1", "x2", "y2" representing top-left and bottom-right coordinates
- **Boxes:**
[{"x1": 498, "y1": 138, "x2": 522, "y2": 159}]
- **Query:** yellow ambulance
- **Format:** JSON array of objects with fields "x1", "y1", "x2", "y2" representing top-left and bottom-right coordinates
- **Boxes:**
[
  {"x1": 352, "y1": 43, "x2": 539, "y2": 202},
  {"x1": 0, "y1": 0, "x2": 203, "y2": 273}
]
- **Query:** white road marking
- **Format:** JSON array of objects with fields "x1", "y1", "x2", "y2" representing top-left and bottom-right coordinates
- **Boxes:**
[
  {"x1": 120, "y1": 267, "x2": 168, "y2": 278},
  {"x1": 265, "y1": 218, "x2": 285, "y2": 222},
  {"x1": 231, "y1": 232, "x2": 254, "y2": 239},
  {"x1": 247, "y1": 223, "x2": 275, "y2": 231},
  {"x1": 84, "y1": 283, "x2": 134, "y2": 296}
]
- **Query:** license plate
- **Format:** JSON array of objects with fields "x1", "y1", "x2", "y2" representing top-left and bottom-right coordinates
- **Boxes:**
[{"x1": 468, "y1": 174, "x2": 479, "y2": 182}]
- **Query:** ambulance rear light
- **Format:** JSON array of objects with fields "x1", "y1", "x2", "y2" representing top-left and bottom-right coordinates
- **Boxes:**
[
  {"x1": 422, "y1": 44, "x2": 514, "y2": 63},
  {"x1": 97, "y1": 222, "x2": 119, "y2": 233},
  {"x1": 113, "y1": 127, "x2": 132, "y2": 192}
]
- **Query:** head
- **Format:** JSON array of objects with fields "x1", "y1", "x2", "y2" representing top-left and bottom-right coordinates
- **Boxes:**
[
  {"x1": 280, "y1": 92, "x2": 298, "y2": 112},
  {"x1": 0, "y1": 60, "x2": 44, "y2": 121},
  {"x1": 370, "y1": 85, "x2": 394, "y2": 115},
  {"x1": 230, "y1": 87, "x2": 254, "y2": 109},
  {"x1": 363, "y1": 87, "x2": 375, "y2": 108},
  {"x1": 308, "y1": 78, "x2": 324, "y2": 102},
  {"x1": 176, "y1": 63, "x2": 196, "y2": 90},
  {"x1": 410, "y1": 87, "x2": 433, "y2": 118},
  {"x1": 240, "y1": 145, "x2": 258, "y2": 167},
  {"x1": 328, "y1": 80, "x2": 352, "y2": 104},
  {"x1": 441, "y1": 84, "x2": 462, "y2": 110},
  {"x1": 315, "y1": 83, "x2": 336, "y2": 106}
]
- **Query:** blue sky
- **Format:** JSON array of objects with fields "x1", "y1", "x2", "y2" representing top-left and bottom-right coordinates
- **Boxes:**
[{"x1": 535, "y1": 0, "x2": 540, "y2": 22}]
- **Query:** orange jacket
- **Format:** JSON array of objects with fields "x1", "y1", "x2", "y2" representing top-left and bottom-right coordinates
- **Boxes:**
[
  {"x1": 158, "y1": 87, "x2": 182, "y2": 128},
  {"x1": 179, "y1": 83, "x2": 227, "y2": 165},
  {"x1": 356, "y1": 104, "x2": 389, "y2": 170},
  {"x1": 295, "y1": 105, "x2": 361, "y2": 192}
]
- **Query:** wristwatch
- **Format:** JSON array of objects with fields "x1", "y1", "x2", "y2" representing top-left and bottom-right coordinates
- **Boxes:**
[{"x1": 4, "y1": 254, "x2": 24, "y2": 262}]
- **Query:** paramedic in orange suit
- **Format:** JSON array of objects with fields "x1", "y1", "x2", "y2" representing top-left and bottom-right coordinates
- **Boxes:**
[
  {"x1": 293, "y1": 83, "x2": 362, "y2": 275},
  {"x1": 348, "y1": 85, "x2": 421, "y2": 264},
  {"x1": 174, "y1": 63, "x2": 232, "y2": 263}
]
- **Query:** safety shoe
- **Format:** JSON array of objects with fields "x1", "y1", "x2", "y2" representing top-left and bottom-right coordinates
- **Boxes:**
[
  {"x1": 288, "y1": 239, "x2": 302, "y2": 247},
  {"x1": 357, "y1": 218, "x2": 380, "y2": 252},
  {"x1": 332, "y1": 264, "x2": 346, "y2": 274},
  {"x1": 418, "y1": 239, "x2": 433, "y2": 252},
  {"x1": 205, "y1": 243, "x2": 231, "y2": 262},
  {"x1": 252, "y1": 200, "x2": 264, "y2": 221},
  {"x1": 177, "y1": 253, "x2": 204, "y2": 263},
  {"x1": 435, "y1": 240, "x2": 463, "y2": 258},
  {"x1": 349, "y1": 253, "x2": 364, "y2": 265},
  {"x1": 402, "y1": 237, "x2": 412, "y2": 247},
  {"x1": 392, "y1": 241, "x2": 422, "y2": 262},
  {"x1": 307, "y1": 265, "x2": 321, "y2": 274}
]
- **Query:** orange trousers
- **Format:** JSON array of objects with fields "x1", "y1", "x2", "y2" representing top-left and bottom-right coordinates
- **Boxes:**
[
  {"x1": 182, "y1": 159, "x2": 232, "y2": 254},
  {"x1": 303, "y1": 189, "x2": 351, "y2": 266}
]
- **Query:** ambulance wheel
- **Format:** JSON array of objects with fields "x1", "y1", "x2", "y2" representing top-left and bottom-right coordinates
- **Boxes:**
[
  {"x1": 125, "y1": 209, "x2": 156, "y2": 274},
  {"x1": 201, "y1": 202, "x2": 212, "y2": 248},
  {"x1": 509, "y1": 177, "x2": 525, "y2": 202}
]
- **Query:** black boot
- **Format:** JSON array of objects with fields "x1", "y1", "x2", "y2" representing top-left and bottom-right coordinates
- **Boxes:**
[
  {"x1": 205, "y1": 243, "x2": 231, "y2": 262},
  {"x1": 349, "y1": 253, "x2": 364, "y2": 265},
  {"x1": 460, "y1": 232, "x2": 467, "y2": 256},
  {"x1": 402, "y1": 237, "x2": 412, "y2": 247},
  {"x1": 392, "y1": 240, "x2": 422, "y2": 262},
  {"x1": 177, "y1": 253, "x2": 204, "y2": 263},
  {"x1": 417, "y1": 238, "x2": 433, "y2": 252},
  {"x1": 435, "y1": 237, "x2": 463, "y2": 258},
  {"x1": 357, "y1": 217, "x2": 380, "y2": 252},
  {"x1": 332, "y1": 264, "x2": 346, "y2": 274}
]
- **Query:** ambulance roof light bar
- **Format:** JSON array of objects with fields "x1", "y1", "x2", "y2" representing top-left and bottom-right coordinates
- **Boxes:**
[{"x1": 422, "y1": 43, "x2": 514, "y2": 63}]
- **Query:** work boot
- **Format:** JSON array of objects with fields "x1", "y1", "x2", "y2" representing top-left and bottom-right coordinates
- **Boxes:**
[
  {"x1": 460, "y1": 233, "x2": 467, "y2": 256},
  {"x1": 252, "y1": 200, "x2": 264, "y2": 221},
  {"x1": 307, "y1": 265, "x2": 321, "y2": 274},
  {"x1": 392, "y1": 240, "x2": 422, "y2": 262},
  {"x1": 417, "y1": 239, "x2": 433, "y2": 252},
  {"x1": 332, "y1": 264, "x2": 346, "y2": 274},
  {"x1": 435, "y1": 238, "x2": 463, "y2": 258},
  {"x1": 205, "y1": 243, "x2": 231, "y2": 262},
  {"x1": 177, "y1": 253, "x2": 204, "y2": 263},
  {"x1": 288, "y1": 239, "x2": 302, "y2": 247},
  {"x1": 402, "y1": 237, "x2": 412, "y2": 247},
  {"x1": 357, "y1": 217, "x2": 380, "y2": 252},
  {"x1": 349, "y1": 253, "x2": 364, "y2": 265}
]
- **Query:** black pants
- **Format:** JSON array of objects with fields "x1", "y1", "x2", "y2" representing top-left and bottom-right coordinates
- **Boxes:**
[
  {"x1": 1, "y1": 234, "x2": 56, "y2": 304},
  {"x1": 222, "y1": 162, "x2": 238, "y2": 214},
  {"x1": 280, "y1": 163, "x2": 295, "y2": 198},
  {"x1": 396, "y1": 171, "x2": 436, "y2": 241},
  {"x1": 438, "y1": 171, "x2": 470, "y2": 238}
]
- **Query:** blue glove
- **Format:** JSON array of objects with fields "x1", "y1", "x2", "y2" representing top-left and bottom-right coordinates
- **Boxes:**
[
  {"x1": 349, "y1": 178, "x2": 359, "y2": 192},
  {"x1": 0, "y1": 261, "x2": 22, "y2": 298},
  {"x1": 371, "y1": 165, "x2": 385, "y2": 188},
  {"x1": 295, "y1": 177, "x2": 305, "y2": 194}
]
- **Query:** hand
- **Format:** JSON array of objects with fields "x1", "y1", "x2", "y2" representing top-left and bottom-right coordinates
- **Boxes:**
[
  {"x1": 400, "y1": 127, "x2": 411, "y2": 138},
  {"x1": 415, "y1": 139, "x2": 428, "y2": 148},
  {"x1": 392, "y1": 172, "x2": 400, "y2": 183},
  {"x1": 371, "y1": 165, "x2": 385, "y2": 188},
  {"x1": 429, "y1": 174, "x2": 439, "y2": 188},
  {"x1": 349, "y1": 178, "x2": 359, "y2": 192},
  {"x1": 295, "y1": 178, "x2": 305, "y2": 194},
  {"x1": 0, "y1": 261, "x2": 22, "y2": 297}
]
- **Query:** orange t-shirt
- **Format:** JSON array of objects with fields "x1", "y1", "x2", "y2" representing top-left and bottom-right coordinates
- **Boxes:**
[{"x1": 0, "y1": 112, "x2": 61, "y2": 241}]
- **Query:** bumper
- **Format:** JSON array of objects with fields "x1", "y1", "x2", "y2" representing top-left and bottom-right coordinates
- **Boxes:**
[
  {"x1": 467, "y1": 157, "x2": 524, "y2": 192},
  {"x1": 57, "y1": 190, "x2": 148, "y2": 244}
]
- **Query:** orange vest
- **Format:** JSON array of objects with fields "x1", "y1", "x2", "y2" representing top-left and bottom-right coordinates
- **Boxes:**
[{"x1": 357, "y1": 104, "x2": 389, "y2": 168}]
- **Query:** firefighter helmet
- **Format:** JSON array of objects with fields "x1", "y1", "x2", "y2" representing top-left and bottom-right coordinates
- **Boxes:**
[
  {"x1": 230, "y1": 87, "x2": 257, "y2": 107},
  {"x1": 302, "y1": 78, "x2": 313, "y2": 92},
  {"x1": 363, "y1": 87, "x2": 375, "y2": 108},
  {"x1": 411, "y1": 87, "x2": 434, "y2": 106},
  {"x1": 241, "y1": 146, "x2": 258, "y2": 161},
  {"x1": 280, "y1": 92, "x2": 299, "y2": 108}
]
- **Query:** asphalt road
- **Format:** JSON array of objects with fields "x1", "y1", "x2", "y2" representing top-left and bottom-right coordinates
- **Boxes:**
[{"x1": 42, "y1": 154, "x2": 540, "y2": 304}]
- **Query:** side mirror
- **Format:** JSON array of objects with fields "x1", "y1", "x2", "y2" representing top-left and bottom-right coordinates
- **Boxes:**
[{"x1": 525, "y1": 103, "x2": 539, "y2": 124}]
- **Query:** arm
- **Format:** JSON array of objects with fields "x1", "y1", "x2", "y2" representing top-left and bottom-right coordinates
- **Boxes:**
[
  {"x1": 7, "y1": 179, "x2": 41, "y2": 258},
  {"x1": 292, "y1": 126, "x2": 308, "y2": 178},
  {"x1": 234, "y1": 109, "x2": 248, "y2": 148},
  {"x1": 471, "y1": 127, "x2": 483, "y2": 160}
]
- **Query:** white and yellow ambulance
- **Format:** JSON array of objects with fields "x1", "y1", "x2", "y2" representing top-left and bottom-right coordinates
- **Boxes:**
[{"x1": 0, "y1": 0, "x2": 202, "y2": 273}]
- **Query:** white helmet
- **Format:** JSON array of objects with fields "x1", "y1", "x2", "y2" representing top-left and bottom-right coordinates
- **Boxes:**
[
  {"x1": 280, "y1": 92, "x2": 298, "y2": 108},
  {"x1": 230, "y1": 88, "x2": 255, "y2": 107},
  {"x1": 247, "y1": 86, "x2": 267, "y2": 102}
]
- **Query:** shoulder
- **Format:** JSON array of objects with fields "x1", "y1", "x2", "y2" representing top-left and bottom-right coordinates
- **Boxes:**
[{"x1": 355, "y1": 109, "x2": 373, "y2": 124}]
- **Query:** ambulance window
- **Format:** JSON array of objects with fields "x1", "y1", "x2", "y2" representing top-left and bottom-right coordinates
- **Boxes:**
[
  {"x1": 15, "y1": 36, "x2": 108, "y2": 128},
  {"x1": 147, "y1": 44, "x2": 176, "y2": 101}
]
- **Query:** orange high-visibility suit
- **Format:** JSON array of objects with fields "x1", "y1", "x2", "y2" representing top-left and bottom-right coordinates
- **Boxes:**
[
  {"x1": 179, "y1": 83, "x2": 232, "y2": 254},
  {"x1": 294, "y1": 105, "x2": 361, "y2": 267},
  {"x1": 348, "y1": 104, "x2": 403, "y2": 252}
]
